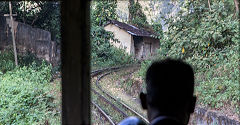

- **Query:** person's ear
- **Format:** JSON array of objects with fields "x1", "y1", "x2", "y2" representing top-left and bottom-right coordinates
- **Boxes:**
[
  {"x1": 140, "y1": 92, "x2": 147, "y2": 110},
  {"x1": 189, "y1": 96, "x2": 196, "y2": 113}
]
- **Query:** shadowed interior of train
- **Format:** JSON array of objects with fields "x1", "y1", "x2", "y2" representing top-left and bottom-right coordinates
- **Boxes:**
[
  {"x1": 61, "y1": 1, "x2": 91, "y2": 124},
  {"x1": 61, "y1": 1, "x2": 240, "y2": 124}
]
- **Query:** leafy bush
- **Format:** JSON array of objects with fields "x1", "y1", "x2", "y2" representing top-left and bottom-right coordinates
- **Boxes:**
[
  {"x1": 91, "y1": 0, "x2": 117, "y2": 26},
  {"x1": 0, "y1": 50, "x2": 44, "y2": 73},
  {"x1": 194, "y1": 44, "x2": 239, "y2": 113},
  {"x1": 0, "y1": 62, "x2": 60, "y2": 124},
  {"x1": 0, "y1": 51, "x2": 15, "y2": 73},
  {"x1": 18, "y1": 52, "x2": 43, "y2": 67},
  {"x1": 139, "y1": 1, "x2": 239, "y2": 114},
  {"x1": 128, "y1": 1, "x2": 148, "y2": 28},
  {"x1": 159, "y1": 1, "x2": 239, "y2": 62},
  {"x1": 91, "y1": 27, "x2": 135, "y2": 68},
  {"x1": 91, "y1": 3, "x2": 136, "y2": 69},
  {"x1": 138, "y1": 59, "x2": 151, "y2": 80}
]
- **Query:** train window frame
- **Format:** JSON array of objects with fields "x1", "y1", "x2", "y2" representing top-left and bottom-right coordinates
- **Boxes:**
[{"x1": 61, "y1": 0, "x2": 91, "y2": 124}]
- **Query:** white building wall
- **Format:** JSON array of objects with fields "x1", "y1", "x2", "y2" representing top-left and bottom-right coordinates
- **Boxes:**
[
  {"x1": 104, "y1": 24, "x2": 132, "y2": 54},
  {"x1": 130, "y1": 36, "x2": 135, "y2": 55}
]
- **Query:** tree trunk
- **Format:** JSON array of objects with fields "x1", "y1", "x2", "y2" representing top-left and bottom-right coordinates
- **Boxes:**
[
  {"x1": 31, "y1": 15, "x2": 38, "y2": 26},
  {"x1": 23, "y1": 1, "x2": 26, "y2": 24},
  {"x1": 234, "y1": 0, "x2": 239, "y2": 17},
  {"x1": 128, "y1": 0, "x2": 134, "y2": 23},
  {"x1": 208, "y1": 0, "x2": 211, "y2": 11},
  {"x1": 9, "y1": 2, "x2": 18, "y2": 66}
]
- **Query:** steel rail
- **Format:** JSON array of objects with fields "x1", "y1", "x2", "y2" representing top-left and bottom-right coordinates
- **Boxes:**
[
  {"x1": 92, "y1": 88, "x2": 128, "y2": 118},
  {"x1": 90, "y1": 65, "x2": 133, "y2": 124},
  {"x1": 95, "y1": 67, "x2": 150, "y2": 124},
  {"x1": 92, "y1": 65, "x2": 240, "y2": 125},
  {"x1": 91, "y1": 101, "x2": 115, "y2": 125}
]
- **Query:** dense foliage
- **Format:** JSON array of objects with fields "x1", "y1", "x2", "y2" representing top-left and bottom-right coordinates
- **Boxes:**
[
  {"x1": 0, "y1": 50, "x2": 44, "y2": 73},
  {"x1": 0, "y1": 51, "x2": 15, "y2": 73},
  {"x1": 128, "y1": 0, "x2": 163, "y2": 39},
  {"x1": 0, "y1": 1, "x2": 61, "y2": 43},
  {"x1": 128, "y1": 0, "x2": 148, "y2": 28},
  {"x1": 139, "y1": 0, "x2": 239, "y2": 114},
  {"x1": 91, "y1": 0, "x2": 135, "y2": 69},
  {"x1": 91, "y1": 25, "x2": 134, "y2": 68},
  {"x1": 91, "y1": 0, "x2": 117, "y2": 26},
  {"x1": 0, "y1": 52, "x2": 60, "y2": 124}
]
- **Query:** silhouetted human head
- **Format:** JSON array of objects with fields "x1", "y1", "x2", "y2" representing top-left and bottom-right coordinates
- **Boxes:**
[{"x1": 140, "y1": 58, "x2": 196, "y2": 124}]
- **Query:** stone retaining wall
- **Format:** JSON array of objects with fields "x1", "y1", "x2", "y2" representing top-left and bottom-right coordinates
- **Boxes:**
[
  {"x1": 189, "y1": 107, "x2": 240, "y2": 125},
  {"x1": 0, "y1": 16, "x2": 60, "y2": 65}
]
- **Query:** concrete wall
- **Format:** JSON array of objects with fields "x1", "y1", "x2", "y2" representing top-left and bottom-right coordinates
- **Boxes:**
[
  {"x1": 104, "y1": 24, "x2": 132, "y2": 54},
  {"x1": 130, "y1": 35, "x2": 135, "y2": 55},
  {"x1": 142, "y1": 37, "x2": 159, "y2": 59},
  {"x1": 0, "y1": 16, "x2": 60, "y2": 65},
  {"x1": 134, "y1": 36, "x2": 159, "y2": 60},
  {"x1": 0, "y1": 16, "x2": 12, "y2": 50},
  {"x1": 104, "y1": 23, "x2": 160, "y2": 60}
]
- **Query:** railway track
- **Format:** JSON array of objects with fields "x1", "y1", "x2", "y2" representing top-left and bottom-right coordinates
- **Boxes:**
[
  {"x1": 91, "y1": 101, "x2": 115, "y2": 125},
  {"x1": 90, "y1": 65, "x2": 240, "y2": 125},
  {"x1": 91, "y1": 65, "x2": 149, "y2": 125}
]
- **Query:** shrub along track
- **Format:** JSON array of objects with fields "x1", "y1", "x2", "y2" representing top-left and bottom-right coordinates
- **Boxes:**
[{"x1": 91, "y1": 65, "x2": 149, "y2": 125}]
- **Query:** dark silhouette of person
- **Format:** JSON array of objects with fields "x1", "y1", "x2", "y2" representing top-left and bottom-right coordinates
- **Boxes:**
[{"x1": 119, "y1": 58, "x2": 196, "y2": 125}]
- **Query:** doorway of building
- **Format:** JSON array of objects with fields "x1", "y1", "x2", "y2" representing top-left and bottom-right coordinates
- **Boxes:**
[{"x1": 133, "y1": 36, "x2": 143, "y2": 59}]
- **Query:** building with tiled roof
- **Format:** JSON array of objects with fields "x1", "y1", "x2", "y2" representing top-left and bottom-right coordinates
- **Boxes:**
[{"x1": 104, "y1": 20, "x2": 160, "y2": 60}]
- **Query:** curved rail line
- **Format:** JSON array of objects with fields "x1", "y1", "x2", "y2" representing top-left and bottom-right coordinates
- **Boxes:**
[
  {"x1": 91, "y1": 101, "x2": 115, "y2": 125},
  {"x1": 91, "y1": 66, "x2": 131, "y2": 124},
  {"x1": 92, "y1": 88, "x2": 128, "y2": 118},
  {"x1": 91, "y1": 65, "x2": 149, "y2": 124},
  {"x1": 91, "y1": 65, "x2": 240, "y2": 125}
]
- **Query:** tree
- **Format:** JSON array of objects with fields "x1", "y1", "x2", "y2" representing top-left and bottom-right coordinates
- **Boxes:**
[
  {"x1": 91, "y1": 0, "x2": 117, "y2": 26},
  {"x1": 128, "y1": 0, "x2": 134, "y2": 23},
  {"x1": 128, "y1": 0, "x2": 149, "y2": 28},
  {"x1": 0, "y1": 1, "x2": 61, "y2": 43},
  {"x1": 90, "y1": 0, "x2": 134, "y2": 67},
  {"x1": 7, "y1": 2, "x2": 18, "y2": 66},
  {"x1": 233, "y1": 0, "x2": 239, "y2": 17},
  {"x1": 158, "y1": 0, "x2": 239, "y2": 68},
  {"x1": 140, "y1": 0, "x2": 240, "y2": 115}
]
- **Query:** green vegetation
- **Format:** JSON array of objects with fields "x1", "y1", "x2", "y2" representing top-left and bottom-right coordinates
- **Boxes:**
[
  {"x1": 0, "y1": 51, "x2": 42, "y2": 73},
  {"x1": 95, "y1": 68, "x2": 147, "y2": 119},
  {"x1": 0, "y1": 51, "x2": 15, "y2": 73},
  {"x1": 128, "y1": 0, "x2": 148, "y2": 28},
  {"x1": 91, "y1": 0, "x2": 135, "y2": 69},
  {"x1": 92, "y1": 91, "x2": 125, "y2": 123},
  {"x1": 91, "y1": 0, "x2": 117, "y2": 26},
  {"x1": 0, "y1": 52, "x2": 60, "y2": 124},
  {"x1": 0, "y1": 1, "x2": 61, "y2": 124},
  {"x1": 139, "y1": 0, "x2": 239, "y2": 114},
  {"x1": 0, "y1": 1, "x2": 61, "y2": 43},
  {"x1": 128, "y1": 0, "x2": 163, "y2": 37}
]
